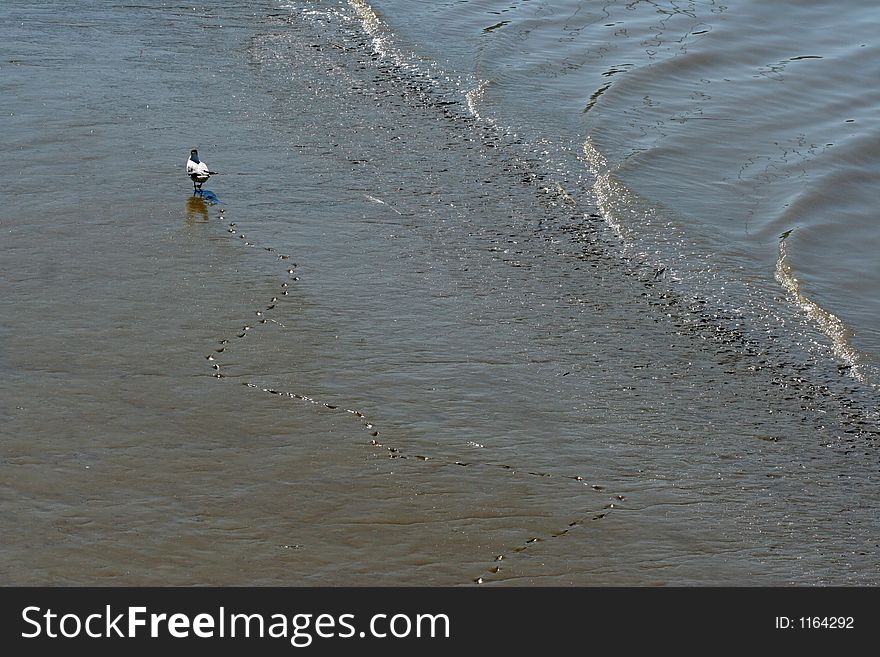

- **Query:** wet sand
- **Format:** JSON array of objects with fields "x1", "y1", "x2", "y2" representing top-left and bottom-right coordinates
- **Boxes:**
[{"x1": 2, "y1": 1, "x2": 878, "y2": 586}]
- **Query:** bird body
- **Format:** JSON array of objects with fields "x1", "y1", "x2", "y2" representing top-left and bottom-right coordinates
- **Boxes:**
[{"x1": 187, "y1": 149, "x2": 217, "y2": 192}]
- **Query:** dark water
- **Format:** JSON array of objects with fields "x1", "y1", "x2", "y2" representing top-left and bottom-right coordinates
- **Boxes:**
[
  {"x1": 368, "y1": 0, "x2": 880, "y2": 383},
  {"x1": 1, "y1": 0, "x2": 878, "y2": 585}
]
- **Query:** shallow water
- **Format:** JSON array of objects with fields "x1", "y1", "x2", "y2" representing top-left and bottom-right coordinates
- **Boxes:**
[
  {"x1": 368, "y1": 0, "x2": 880, "y2": 383},
  {"x1": 1, "y1": 1, "x2": 878, "y2": 586}
]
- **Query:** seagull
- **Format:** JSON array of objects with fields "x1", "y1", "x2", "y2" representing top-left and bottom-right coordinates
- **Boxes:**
[{"x1": 186, "y1": 148, "x2": 218, "y2": 193}]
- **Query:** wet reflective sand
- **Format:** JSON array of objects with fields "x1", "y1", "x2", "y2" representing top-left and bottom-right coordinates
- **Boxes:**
[{"x1": 1, "y1": 1, "x2": 878, "y2": 585}]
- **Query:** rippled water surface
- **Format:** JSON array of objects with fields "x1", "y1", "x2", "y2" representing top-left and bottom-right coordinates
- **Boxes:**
[{"x1": 1, "y1": 1, "x2": 878, "y2": 585}]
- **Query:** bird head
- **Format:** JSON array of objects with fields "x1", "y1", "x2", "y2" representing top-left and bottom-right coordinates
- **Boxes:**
[{"x1": 190, "y1": 149, "x2": 200, "y2": 162}]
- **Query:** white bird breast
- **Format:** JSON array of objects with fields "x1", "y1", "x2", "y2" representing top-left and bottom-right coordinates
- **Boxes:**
[{"x1": 187, "y1": 159, "x2": 211, "y2": 181}]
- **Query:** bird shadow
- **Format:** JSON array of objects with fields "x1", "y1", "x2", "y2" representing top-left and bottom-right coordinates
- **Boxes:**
[{"x1": 193, "y1": 189, "x2": 223, "y2": 205}]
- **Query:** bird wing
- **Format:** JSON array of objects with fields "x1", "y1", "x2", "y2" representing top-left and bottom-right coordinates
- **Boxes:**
[{"x1": 187, "y1": 160, "x2": 210, "y2": 176}]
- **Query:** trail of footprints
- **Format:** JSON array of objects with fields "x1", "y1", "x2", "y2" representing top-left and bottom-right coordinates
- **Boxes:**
[
  {"x1": 206, "y1": 216, "x2": 622, "y2": 585},
  {"x1": 207, "y1": 7, "x2": 876, "y2": 585}
]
